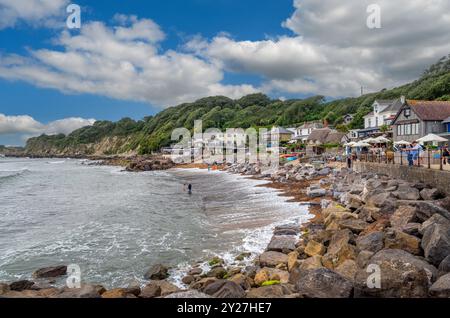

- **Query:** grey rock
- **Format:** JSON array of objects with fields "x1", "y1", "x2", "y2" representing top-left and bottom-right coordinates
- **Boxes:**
[
  {"x1": 438, "y1": 255, "x2": 450, "y2": 275},
  {"x1": 429, "y1": 273, "x2": 450, "y2": 298},
  {"x1": 9, "y1": 280, "x2": 35, "y2": 292},
  {"x1": 144, "y1": 264, "x2": 169, "y2": 280},
  {"x1": 420, "y1": 188, "x2": 445, "y2": 201},
  {"x1": 294, "y1": 268, "x2": 353, "y2": 298},
  {"x1": 355, "y1": 249, "x2": 433, "y2": 298},
  {"x1": 356, "y1": 232, "x2": 384, "y2": 253},
  {"x1": 267, "y1": 236, "x2": 296, "y2": 253},
  {"x1": 307, "y1": 188, "x2": 327, "y2": 198},
  {"x1": 32, "y1": 265, "x2": 67, "y2": 279},
  {"x1": 421, "y1": 215, "x2": 450, "y2": 266},
  {"x1": 203, "y1": 280, "x2": 245, "y2": 298},
  {"x1": 393, "y1": 186, "x2": 421, "y2": 201},
  {"x1": 55, "y1": 284, "x2": 104, "y2": 298},
  {"x1": 397, "y1": 200, "x2": 450, "y2": 222},
  {"x1": 165, "y1": 290, "x2": 212, "y2": 298},
  {"x1": 356, "y1": 250, "x2": 374, "y2": 268}
]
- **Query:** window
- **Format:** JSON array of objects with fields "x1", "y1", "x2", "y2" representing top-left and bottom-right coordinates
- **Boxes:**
[
  {"x1": 368, "y1": 118, "x2": 372, "y2": 127},
  {"x1": 397, "y1": 125, "x2": 402, "y2": 136},
  {"x1": 404, "y1": 108, "x2": 411, "y2": 117},
  {"x1": 405, "y1": 124, "x2": 411, "y2": 135},
  {"x1": 412, "y1": 123, "x2": 419, "y2": 135}
]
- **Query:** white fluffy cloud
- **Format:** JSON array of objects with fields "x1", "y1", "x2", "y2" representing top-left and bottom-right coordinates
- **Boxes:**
[
  {"x1": 0, "y1": 16, "x2": 258, "y2": 107},
  {"x1": 188, "y1": 0, "x2": 450, "y2": 97},
  {"x1": 0, "y1": 0, "x2": 69, "y2": 29},
  {"x1": 0, "y1": 113, "x2": 95, "y2": 139},
  {"x1": 1, "y1": 1, "x2": 450, "y2": 105}
]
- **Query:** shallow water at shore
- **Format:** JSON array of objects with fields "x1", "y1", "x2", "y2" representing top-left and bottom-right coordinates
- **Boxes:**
[{"x1": 0, "y1": 158, "x2": 311, "y2": 288}]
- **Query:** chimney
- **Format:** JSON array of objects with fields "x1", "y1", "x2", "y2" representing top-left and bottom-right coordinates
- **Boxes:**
[{"x1": 400, "y1": 95, "x2": 406, "y2": 104}]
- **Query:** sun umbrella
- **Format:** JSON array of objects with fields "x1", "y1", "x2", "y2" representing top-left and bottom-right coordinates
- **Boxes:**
[
  {"x1": 344, "y1": 142, "x2": 356, "y2": 147},
  {"x1": 353, "y1": 142, "x2": 371, "y2": 147},
  {"x1": 394, "y1": 140, "x2": 411, "y2": 145},
  {"x1": 362, "y1": 138, "x2": 378, "y2": 144},
  {"x1": 374, "y1": 136, "x2": 390, "y2": 143},
  {"x1": 416, "y1": 134, "x2": 448, "y2": 143}
]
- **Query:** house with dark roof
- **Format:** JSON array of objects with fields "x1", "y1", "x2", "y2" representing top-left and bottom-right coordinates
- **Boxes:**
[
  {"x1": 356, "y1": 98, "x2": 404, "y2": 138},
  {"x1": 292, "y1": 121, "x2": 324, "y2": 141},
  {"x1": 392, "y1": 100, "x2": 450, "y2": 142},
  {"x1": 306, "y1": 128, "x2": 348, "y2": 155}
]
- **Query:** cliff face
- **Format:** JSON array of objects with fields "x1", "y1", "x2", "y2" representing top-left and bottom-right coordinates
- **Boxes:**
[{"x1": 25, "y1": 135, "x2": 138, "y2": 157}]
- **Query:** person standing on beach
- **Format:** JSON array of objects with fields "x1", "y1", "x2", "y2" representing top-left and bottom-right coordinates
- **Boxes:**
[
  {"x1": 443, "y1": 144, "x2": 450, "y2": 165},
  {"x1": 188, "y1": 184, "x2": 192, "y2": 195}
]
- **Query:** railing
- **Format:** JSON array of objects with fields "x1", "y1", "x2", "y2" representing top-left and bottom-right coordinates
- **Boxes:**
[{"x1": 356, "y1": 149, "x2": 448, "y2": 171}]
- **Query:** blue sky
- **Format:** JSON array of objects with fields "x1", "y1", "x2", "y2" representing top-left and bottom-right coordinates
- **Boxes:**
[{"x1": 1, "y1": 0, "x2": 450, "y2": 145}]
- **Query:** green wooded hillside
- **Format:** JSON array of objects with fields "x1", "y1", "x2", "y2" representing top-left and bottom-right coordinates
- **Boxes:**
[{"x1": 25, "y1": 55, "x2": 450, "y2": 156}]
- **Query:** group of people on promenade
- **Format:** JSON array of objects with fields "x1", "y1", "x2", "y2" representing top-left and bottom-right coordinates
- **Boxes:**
[{"x1": 345, "y1": 141, "x2": 450, "y2": 168}]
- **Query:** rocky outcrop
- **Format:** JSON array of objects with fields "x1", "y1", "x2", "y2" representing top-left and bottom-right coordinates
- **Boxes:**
[
  {"x1": 354, "y1": 249, "x2": 437, "y2": 298},
  {"x1": 294, "y1": 268, "x2": 353, "y2": 298},
  {"x1": 259, "y1": 251, "x2": 288, "y2": 267},
  {"x1": 32, "y1": 266, "x2": 67, "y2": 279},
  {"x1": 429, "y1": 273, "x2": 450, "y2": 298},
  {"x1": 144, "y1": 264, "x2": 169, "y2": 280},
  {"x1": 420, "y1": 214, "x2": 450, "y2": 266}
]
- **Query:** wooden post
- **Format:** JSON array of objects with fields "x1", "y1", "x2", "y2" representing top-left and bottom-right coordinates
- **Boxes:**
[
  {"x1": 400, "y1": 149, "x2": 403, "y2": 166},
  {"x1": 428, "y1": 149, "x2": 431, "y2": 169}
]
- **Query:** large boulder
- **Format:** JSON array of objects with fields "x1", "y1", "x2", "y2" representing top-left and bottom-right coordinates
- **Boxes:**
[
  {"x1": 254, "y1": 268, "x2": 289, "y2": 286},
  {"x1": 190, "y1": 277, "x2": 218, "y2": 291},
  {"x1": 429, "y1": 273, "x2": 450, "y2": 298},
  {"x1": 259, "y1": 251, "x2": 288, "y2": 267},
  {"x1": 304, "y1": 240, "x2": 326, "y2": 257},
  {"x1": 322, "y1": 230, "x2": 357, "y2": 269},
  {"x1": 384, "y1": 228, "x2": 422, "y2": 255},
  {"x1": 390, "y1": 206, "x2": 418, "y2": 229},
  {"x1": 354, "y1": 249, "x2": 437, "y2": 298},
  {"x1": 337, "y1": 219, "x2": 370, "y2": 234},
  {"x1": 365, "y1": 192, "x2": 397, "y2": 215},
  {"x1": 165, "y1": 290, "x2": 211, "y2": 298},
  {"x1": 294, "y1": 268, "x2": 353, "y2": 298},
  {"x1": 54, "y1": 284, "x2": 105, "y2": 298},
  {"x1": 0, "y1": 283, "x2": 10, "y2": 295},
  {"x1": 357, "y1": 206, "x2": 382, "y2": 223},
  {"x1": 151, "y1": 280, "x2": 180, "y2": 297},
  {"x1": 397, "y1": 200, "x2": 450, "y2": 222},
  {"x1": 393, "y1": 186, "x2": 421, "y2": 201},
  {"x1": 2, "y1": 288, "x2": 61, "y2": 298},
  {"x1": 420, "y1": 188, "x2": 445, "y2": 201},
  {"x1": 267, "y1": 236, "x2": 296, "y2": 253},
  {"x1": 139, "y1": 283, "x2": 161, "y2": 298},
  {"x1": 32, "y1": 265, "x2": 67, "y2": 279},
  {"x1": 287, "y1": 251, "x2": 299, "y2": 272},
  {"x1": 207, "y1": 267, "x2": 227, "y2": 279},
  {"x1": 356, "y1": 232, "x2": 384, "y2": 253},
  {"x1": 335, "y1": 259, "x2": 358, "y2": 281},
  {"x1": 438, "y1": 255, "x2": 450, "y2": 275},
  {"x1": 144, "y1": 264, "x2": 169, "y2": 280},
  {"x1": 307, "y1": 188, "x2": 327, "y2": 198},
  {"x1": 102, "y1": 288, "x2": 135, "y2": 298},
  {"x1": 246, "y1": 284, "x2": 294, "y2": 298},
  {"x1": 229, "y1": 274, "x2": 253, "y2": 290},
  {"x1": 203, "y1": 280, "x2": 245, "y2": 298},
  {"x1": 273, "y1": 225, "x2": 300, "y2": 236},
  {"x1": 420, "y1": 214, "x2": 450, "y2": 266},
  {"x1": 9, "y1": 280, "x2": 35, "y2": 291}
]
